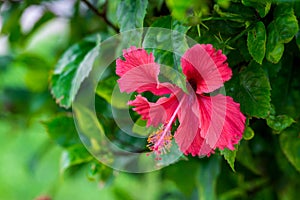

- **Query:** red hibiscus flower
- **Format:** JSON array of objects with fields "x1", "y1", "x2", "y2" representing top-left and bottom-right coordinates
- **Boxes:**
[{"x1": 116, "y1": 45, "x2": 246, "y2": 157}]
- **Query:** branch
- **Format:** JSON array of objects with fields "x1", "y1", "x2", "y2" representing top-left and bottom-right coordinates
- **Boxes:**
[{"x1": 80, "y1": 0, "x2": 119, "y2": 32}]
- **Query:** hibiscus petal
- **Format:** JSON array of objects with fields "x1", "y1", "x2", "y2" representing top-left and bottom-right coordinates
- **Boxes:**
[
  {"x1": 129, "y1": 94, "x2": 179, "y2": 127},
  {"x1": 181, "y1": 44, "x2": 232, "y2": 94},
  {"x1": 116, "y1": 46, "x2": 174, "y2": 95},
  {"x1": 197, "y1": 94, "x2": 246, "y2": 150},
  {"x1": 174, "y1": 94, "x2": 214, "y2": 156},
  {"x1": 116, "y1": 46, "x2": 155, "y2": 77}
]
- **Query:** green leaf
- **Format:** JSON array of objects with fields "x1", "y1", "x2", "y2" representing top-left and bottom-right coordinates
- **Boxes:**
[
  {"x1": 60, "y1": 144, "x2": 93, "y2": 173},
  {"x1": 280, "y1": 126, "x2": 300, "y2": 172},
  {"x1": 267, "y1": 115, "x2": 295, "y2": 133},
  {"x1": 247, "y1": 22, "x2": 266, "y2": 64},
  {"x1": 43, "y1": 115, "x2": 82, "y2": 148},
  {"x1": 197, "y1": 156, "x2": 221, "y2": 200},
  {"x1": 143, "y1": 16, "x2": 190, "y2": 92},
  {"x1": 117, "y1": 0, "x2": 148, "y2": 32},
  {"x1": 296, "y1": 30, "x2": 300, "y2": 50},
  {"x1": 220, "y1": 145, "x2": 238, "y2": 172},
  {"x1": 243, "y1": 126, "x2": 255, "y2": 140},
  {"x1": 266, "y1": 5, "x2": 299, "y2": 63},
  {"x1": 242, "y1": 0, "x2": 271, "y2": 18},
  {"x1": 166, "y1": 0, "x2": 210, "y2": 24},
  {"x1": 236, "y1": 140, "x2": 262, "y2": 175},
  {"x1": 51, "y1": 38, "x2": 99, "y2": 108},
  {"x1": 232, "y1": 61, "x2": 271, "y2": 118},
  {"x1": 132, "y1": 118, "x2": 156, "y2": 136},
  {"x1": 96, "y1": 76, "x2": 129, "y2": 109}
]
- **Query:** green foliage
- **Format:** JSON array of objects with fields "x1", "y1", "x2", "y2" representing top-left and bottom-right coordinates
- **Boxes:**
[
  {"x1": 247, "y1": 22, "x2": 266, "y2": 64},
  {"x1": 266, "y1": 4, "x2": 299, "y2": 63},
  {"x1": 51, "y1": 39, "x2": 99, "y2": 108},
  {"x1": 280, "y1": 126, "x2": 300, "y2": 172},
  {"x1": 2, "y1": 0, "x2": 300, "y2": 199},
  {"x1": 227, "y1": 61, "x2": 271, "y2": 118}
]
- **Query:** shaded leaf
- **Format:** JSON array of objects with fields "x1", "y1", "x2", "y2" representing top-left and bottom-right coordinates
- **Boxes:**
[
  {"x1": 279, "y1": 126, "x2": 300, "y2": 172},
  {"x1": 267, "y1": 115, "x2": 295, "y2": 133},
  {"x1": 229, "y1": 61, "x2": 271, "y2": 118},
  {"x1": 198, "y1": 156, "x2": 221, "y2": 200},
  {"x1": 247, "y1": 21, "x2": 266, "y2": 64},
  {"x1": 242, "y1": 0, "x2": 271, "y2": 18},
  {"x1": 51, "y1": 38, "x2": 99, "y2": 108}
]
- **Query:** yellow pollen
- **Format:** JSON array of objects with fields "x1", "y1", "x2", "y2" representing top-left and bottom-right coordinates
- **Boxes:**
[{"x1": 147, "y1": 127, "x2": 172, "y2": 156}]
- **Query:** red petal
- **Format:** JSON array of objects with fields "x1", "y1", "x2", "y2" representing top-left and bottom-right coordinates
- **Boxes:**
[
  {"x1": 116, "y1": 46, "x2": 174, "y2": 95},
  {"x1": 181, "y1": 44, "x2": 232, "y2": 94},
  {"x1": 116, "y1": 46, "x2": 155, "y2": 77},
  {"x1": 198, "y1": 94, "x2": 246, "y2": 151},
  {"x1": 129, "y1": 93, "x2": 179, "y2": 127},
  {"x1": 174, "y1": 94, "x2": 213, "y2": 156}
]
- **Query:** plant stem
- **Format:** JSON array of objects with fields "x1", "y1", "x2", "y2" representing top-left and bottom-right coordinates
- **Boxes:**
[{"x1": 80, "y1": 0, "x2": 119, "y2": 32}]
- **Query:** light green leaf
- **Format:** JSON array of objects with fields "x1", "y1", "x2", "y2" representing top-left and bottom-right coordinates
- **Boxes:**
[
  {"x1": 267, "y1": 115, "x2": 295, "y2": 133},
  {"x1": 247, "y1": 21, "x2": 266, "y2": 64},
  {"x1": 238, "y1": 61, "x2": 271, "y2": 118},
  {"x1": 280, "y1": 126, "x2": 300, "y2": 172},
  {"x1": 117, "y1": 0, "x2": 148, "y2": 32},
  {"x1": 243, "y1": 126, "x2": 255, "y2": 140},
  {"x1": 60, "y1": 144, "x2": 93, "y2": 173},
  {"x1": 242, "y1": 0, "x2": 271, "y2": 18},
  {"x1": 220, "y1": 145, "x2": 238, "y2": 172},
  {"x1": 51, "y1": 38, "x2": 100, "y2": 108},
  {"x1": 43, "y1": 115, "x2": 81, "y2": 148}
]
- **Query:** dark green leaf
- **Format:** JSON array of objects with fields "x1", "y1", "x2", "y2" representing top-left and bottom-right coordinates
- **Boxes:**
[
  {"x1": 296, "y1": 30, "x2": 300, "y2": 50},
  {"x1": 230, "y1": 61, "x2": 271, "y2": 118},
  {"x1": 236, "y1": 140, "x2": 262, "y2": 175},
  {"x1": 247, "y1": 22, "x2": 266, "y2": 64},
  {"x1": 60, "y1": 144, "x2": 93, "y2": 172},
  {"x1": 241, "y1": 0, "x2": 271, "y2": 18},
  {"x1": 279, "y1": 126, "x2": 300, "y2": 172},
  {"x1": 266, "y1": 5, "x2": 299, "y2": 63},
  {"x1": 43, "y1": 115, "x2": 81, "y2": 148},
  {"x1": 96, "y1": 76, "x2": 129, "y2": 109},
  {"x1": 220, "y1": 145, "x2": 238, "y2": 172},
  {"x1": 198, "y1": 156, "x2": 221, "y2": 200},
  {"x1": 51, "y1": 39, "x2": 99, "y2": 108}
]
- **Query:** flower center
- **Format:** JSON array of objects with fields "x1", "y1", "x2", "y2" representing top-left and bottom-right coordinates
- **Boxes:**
[{"x1": 146, "y1": 99, "x2": 183, "y2": 159}]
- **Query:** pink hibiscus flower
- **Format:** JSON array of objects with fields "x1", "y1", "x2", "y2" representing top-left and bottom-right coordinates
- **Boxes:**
[{"x1": 116, "y1": 45, "x2": 246, "y2": 157}]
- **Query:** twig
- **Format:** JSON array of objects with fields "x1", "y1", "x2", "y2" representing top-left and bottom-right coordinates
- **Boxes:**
[{"x1": 80, "y1": 0, "x2": 119, "y2": 32}]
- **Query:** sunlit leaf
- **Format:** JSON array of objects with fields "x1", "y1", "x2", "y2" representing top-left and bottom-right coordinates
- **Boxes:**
[
  {"x1": 220, "y1": 145, "x2": 238, "y2": 172},
  {"x1": 51, "y1": 38, "x2": 99, "y2": 108},
  {"x1": 60, "y1": 144, "x2": 93, "y2": 172},
  {"x1": 243, "y1": 126, "x2": 255, "y2": 140}
]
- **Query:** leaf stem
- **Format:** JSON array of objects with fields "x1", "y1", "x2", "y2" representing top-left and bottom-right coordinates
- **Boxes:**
[{"x1": 80, "y1": 0, "x2": 119, "y2": 32}]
